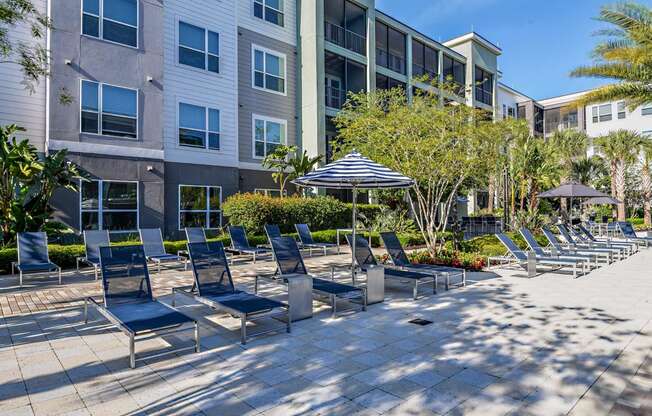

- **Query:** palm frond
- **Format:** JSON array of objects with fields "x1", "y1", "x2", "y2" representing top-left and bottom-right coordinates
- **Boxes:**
[
  {"x1": 570, "y1": 63, "x2": 651, "y2": 82},
  {"x1": 574, "y1": 83, "x2": 652, "y2": 109}
]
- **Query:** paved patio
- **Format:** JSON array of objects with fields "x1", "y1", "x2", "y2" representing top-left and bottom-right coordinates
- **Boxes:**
[{"x1": 1, "y1": 248, "x2": 652, "y2": 415}]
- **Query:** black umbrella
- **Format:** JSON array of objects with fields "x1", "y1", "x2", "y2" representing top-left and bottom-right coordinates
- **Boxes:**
[
  {"x1": 538, "y1": 182, "x2": 609, "y2": 220},
  {"x1": 582, "y1": 196, "x2": 621, "y2": 205}
]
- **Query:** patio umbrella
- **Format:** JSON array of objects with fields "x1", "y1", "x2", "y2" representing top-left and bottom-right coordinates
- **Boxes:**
[
  {"x1": 292, "y1": 151, "x2": 415, "y2": 280},
  {"x1": 538, "y1": 182, "x2": 609, "y2": 219},
  {"x1": 582, "y1": 196, "x2": 621, "y2": 205}
]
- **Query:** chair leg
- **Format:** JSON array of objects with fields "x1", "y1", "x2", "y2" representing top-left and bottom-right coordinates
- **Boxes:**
[
  {"x1": 94, "y1": 266, "x2": 98, "y2": 281},
  {"x1": 171, "y1": 290, "x2": 176, "y2": 307},
  {"x1": 462, "y1": 270, "x2": 467, "y2": 287},
  {"x1": 362, "y1": 289, "x2": 367, "y2": 311},
  {"x1": 84, "y1": 298, "x2": 88, "y2": 323},
  {"x1": 240, "y1": 315, "x2": 247, "y2": 345},
  {"x1": 58, "y1": 268, "x2": 62, "y2": 285},
  {"x1": 19, "y1": 271, "x2": 23, "y2": 288},
  {"x1": 129, "y1": 333, "x2": 136, "y2": 369},
  {"x1": 253, "y1": 252, "x2": 256, "y2": 264},
  {"x1": 158, "y1": 262, "x2": 161, "y2": 274},
  {"x1": 194, "y1": 322, "x2": 200, "y2": 352},
  {"x1": 76, "y1": 258, "x2": 80, "y2": 273},
  {"x1": 413, "y1": 281, "x2": 418, "y2": 300},
  {"x1": 331, "y1": 295, "x2": 336, "y2": 317}
]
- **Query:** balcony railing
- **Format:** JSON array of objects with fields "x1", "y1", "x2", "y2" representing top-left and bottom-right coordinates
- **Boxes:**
[
  {"x1": 475, "y1": 87, "x2": 492, "y2": 106},
  {"x1": 412, "y1": 64, "x2": 437, "y2": 80},
  {"x1": 324, "y1": 21, "x2": 366, "y2": 55},
  {"x1": 376, "y1": 49, "x2": 405, "y2": 74},
  {"x1": 325, "y1": 86, "x2": 346, "y2": 109}
]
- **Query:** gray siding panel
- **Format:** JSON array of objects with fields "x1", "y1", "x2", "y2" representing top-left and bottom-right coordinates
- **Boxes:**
[{"x1": 238, "y1": 27, "x2": 297, "y2": 164}]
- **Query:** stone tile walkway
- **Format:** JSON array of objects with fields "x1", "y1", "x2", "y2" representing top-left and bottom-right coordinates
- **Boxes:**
[{"x1": 1, "y1": 248, "x2": 652, "y2": 415}]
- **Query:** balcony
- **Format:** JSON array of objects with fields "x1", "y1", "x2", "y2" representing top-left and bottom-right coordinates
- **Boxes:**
[
  {"x1": 475, "y1": 87, "x2": 492, "y2": 106},
  {"x1": 325, "y1": 21, "x2": 366, "y2": 56},
  {"x1": 412, "y1": 64, "x2": 437, "y2": 81},
  {"x1": 376, "y1": 49, "x2": 405, "y2": 74},
  {"x1": 325, "y1": 86, "x2": 346, "y2": 109}
]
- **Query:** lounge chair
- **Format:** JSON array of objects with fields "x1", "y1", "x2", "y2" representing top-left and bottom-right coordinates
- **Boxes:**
[
  {"x1": 295, "y1": 224, "x2": 337, "y2": 256},
  {"x1": 519, "y1": 228, "x2": 601, "y2": 267},
  {"x1": 348, "y1": 234, "x2": 443, "y2": 299},
  {"x1": 380, "y1": 231, "x2": 466, "y2": 288},
  {"x1": 76, "y1": 230, "x2": 110, "y2": 280},
  {"x1": 617, "y1": 222, "x2": 652, "y2": 248},
  {"x1": 557, "y1": 224, "x2": 626, "y2": 259},
  {"x1": 264, "y1": 224, "x2": 282, "y2": 240},
  {"x1": 227, "y1": 225, "x2": 271, "y2": 263},
  {"x1": 541, "y1": 227, "x2": 614, "y2": 263},
  {"x1": 576, "y1": 223, "x2": 637, "y2": 254},
  {"x1": 495, "y1": 233, "x2": 588, "y2": 278},
  {"x1": 139, "y1": 228, "x2": 186, "y2": 273},
  {"x1": 260, "y1": 236, "x2": 366, "y2": 316},
  {"x1": 177, "y1": 227, "x2": 208, "y2": 263},
  {"x1": 172, "y1": 241, "x2": 290, "y2": 344},
  {"x1": 84, "y1": 245, "x2": 199, "y2": 368},
  {"x1": 14, "y1": 232, "x2": 62, "y2": 287}
]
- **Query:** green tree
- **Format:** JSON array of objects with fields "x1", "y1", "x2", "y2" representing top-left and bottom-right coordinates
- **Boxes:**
[
  {"x1": 640, "y1": 140, "x2": 652, "y2": 226},
  {"x1": 0, "y1": 0, "x2": 51, "y2": 92},
  {"x1": 549, "y1": 129, "x2": 588, "y2": 214},
  {"x1": 595, "y1": 130, "x2": 644, "y2": 220},
  {"x1": 571, "y1": 155, "x2": 609, "y2": 189},
  {"x1": 0, "y1": 124, "x2": 83, "y2": 246},
  {"x1": 262, "y1": 145, "x2": 323, "y2": 197},
  {"x1": 571, "y1": 2, "x2": 652, "y2": 108},
  {"x1": 334, "y1": 86, "x2": 502, "y2": 253}
]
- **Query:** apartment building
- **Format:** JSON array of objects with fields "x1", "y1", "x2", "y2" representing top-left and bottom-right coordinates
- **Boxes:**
[{"x1": 11, "y1": 0, "x2": 642, "y2": 235}]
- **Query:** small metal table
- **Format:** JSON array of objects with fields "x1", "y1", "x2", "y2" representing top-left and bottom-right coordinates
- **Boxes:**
[{"x1": 336, "y1": 228, "x2": 372, "y2": 254}]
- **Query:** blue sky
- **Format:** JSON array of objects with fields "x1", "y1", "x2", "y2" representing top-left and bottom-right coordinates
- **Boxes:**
[{"x1": 376, "y1": 0, "x2": 647, "y2": 99}]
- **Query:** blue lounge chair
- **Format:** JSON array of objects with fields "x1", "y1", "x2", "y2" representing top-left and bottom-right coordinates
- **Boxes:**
[
  {"x1": 617, "y1": 221, "x2": 652, "y2": 248},
  {"x1": 519, "y1": 228, "x2": 601, "y2": 267},
  {"x1": 260, "y1": 236, "x2": 366, "y2": 316},
  {"x1": 380, "y1": 231, "x2": 466, "y2": 289},
  {"x1": 84, "y1": 245, "x2": 199, "y2": 368},
  {"x1": 495, "y1": 233, "x2": 588, "y2": 278},
  {"x1": 139, "y1": 228, "x2": 186, "y2": 273},
  {"x1": 14, "y1": 232, "x2": 61, "y2": 287},
  {"x1": 76, "y1": 230, "x2": 110, "y2": 280},
  {"x1": 556, "y1": 224, "x2": 626, "y2": 259},
  {"x1": 541, "y1": 227, "x2": 614, "y2": 263},
  {"x1": 264, "y1": 224, "x2": 282, "y2": 240},
  {"x1": 173, "y1": 241, "x2": 290, "y2": 344},
  {"x1": 295, "y1": 224, "x2": 337, "y2": 256},
  {"x1": 185, "y1": 227, "x2": 207, "y2": 244},
  {"x1": 576, "y1": 223, "x2": 637, "y2": 254},
  {"x1": 348, "y1": 234, "x2": 443, "y2": 299},
  {"x1": 227, "y1": 225, "x2": 271, "y2": 263}
]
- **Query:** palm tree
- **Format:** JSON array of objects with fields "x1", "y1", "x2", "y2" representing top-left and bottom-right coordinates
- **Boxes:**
[
  {"x1": 594, "y1": 130, "x2": 645, "y2": 220},
  {"x1": 549, "y1": 130, "x2": 588, "y2": 213},
  {"x1": 571, "y1": 3, "x2": 652, "y2": 108},
  {"x1": 640, "y1": 141, "x2": 652, "y2": 226},
  {"x1": 571, "y1": 155, "x2": 609, "y2": 189}
]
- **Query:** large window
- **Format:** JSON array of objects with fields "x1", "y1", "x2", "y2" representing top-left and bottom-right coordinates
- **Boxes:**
[
  {"x1": 178, "y1": 21, "x2": 219, "y2": 73},
  {"x1": 617, "y1": 101, "x2": 626, "y2": 119},
  {"x1": 375, "y1": 73, "x2": 405, "y2": 91},
  {"x1": 642, "y1": 105, "x2": 652, "y2": 116},
  {"x1": 324, "y1": 0, "x2": 366, "y2": 55},
  {"x1": 178, "y1": 103, "x2": 220, "y2": 150},
  {"x1": 254, "y1": 0, "x2": 284, "y2": 27},
  {"x1": 474, "y1": 66, "x2": 493, "y2": 106},
  {"x1": 253, "y1": 115, "x2": 286, "y2": 158},
  {"x1": 179, "y1": 185, "x2": 221, "y2": 229},
  {"x1": 82, "y1": 0, "x2": 138, "y2": 48},
  {"x1": 375, "y1": 22, "x2": 405, "y2": 74},
  {"x1": 252, "y1": 46, "x2": 286, "y2": 94},
  {"x1": 412, "y1": 39, "x2": 438, "y2": 80},
  {"x1": 592, "y1": 104, "x2": 612, "y2": 122},
  {"x1": 81, "y1": 80, "x2": 137, "y2": 138},
  {"x1": 442, "y1": 55, "x2": 465, "y2": 96},
  {"x1": 81, "y1": 180, "x2": 138, "y2": 231}
]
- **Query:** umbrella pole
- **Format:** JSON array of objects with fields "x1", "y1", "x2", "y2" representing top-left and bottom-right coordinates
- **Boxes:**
[{"x1": 351, "y1": 186, "x2": 357, "y2": 285}]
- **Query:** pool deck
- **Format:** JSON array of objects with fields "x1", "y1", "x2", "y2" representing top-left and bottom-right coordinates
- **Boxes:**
[{"x1": 1, "y1": 247, "x2": 651, "y2": 415}]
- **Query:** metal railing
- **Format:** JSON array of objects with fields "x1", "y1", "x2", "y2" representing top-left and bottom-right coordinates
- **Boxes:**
[
  {"x1": 324, "y1": 21, "x2": 366, "y2": 55},
  {"x1": 475, "y1": 87, "x2": 492, "y2": 106},
  {"x1": 376, "y1": 49, "x2": 405, "y2": 74},
  {"x1": 412, "y1": 64, "x2": 437, "y2": 80}
]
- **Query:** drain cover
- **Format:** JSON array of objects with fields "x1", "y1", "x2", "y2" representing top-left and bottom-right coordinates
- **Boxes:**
[{"x1": 408, "y1": 318, "x2": 433, "y2": 326}]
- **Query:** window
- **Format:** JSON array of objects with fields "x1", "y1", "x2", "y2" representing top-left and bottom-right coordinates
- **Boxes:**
[
  {"x1": 375, "y1": 73, "x2": 406, "y2": 91},
  {"x1": 375, "y1": 22, "x2": 406, "y2": 74},
  {"x1": 474, "y1": 66, "x2": 493, "y2": 106},
  {"x1": 178, "y1": 103, "x2": 220, "y2": 150},
  {"x1": 253, "y1": 115, "x2": 286, "y2": 158},
  {"x1": 643, "y1": 130, "x2": 652, "y2": 137},
  {"x1": 642, "y1": 105, "x2": 652, "y2": 116},
  {"x1": 324, "y1": 0, "x2": 366, "y2": 55},
  {"x1": 254, "y1": 0, "x2": 284, "y2": 27},
  {"x1": 81, "y1": 80, "x2": 137, "y2": 138},
  {"x1": 412, "y1": 39, "x2": 438, "y2": 80},
  {"x1": 617, "y1": 101, "x2": 626, "y2": 119},
  {"x1": 178, "y1": 21, "x2": 219, "y2": 73},
  {"x1": 252, "y1": 46, "x2": 286, "y2": 94},
  {"x1": 508, "y1": 107, "x2": 515, "y2": 118},
  {"x1": 254, "y1": 188, "x2": 287, "y2": 198},
  {"x1": 442, "y1": 55, "x2": 465, "y2": 96},
  {"x1": 179, "y1": 185, "x2": 221, "y2": 229},
  {"x1": 592, "y1": 104, "x2": 612, "y2": 122},
  {"x1": 82, "y1": 0, "x2": 138, "y2": 48},
  {"x1": 81, "y1": 180, "x2": 138, "y2": 231}
]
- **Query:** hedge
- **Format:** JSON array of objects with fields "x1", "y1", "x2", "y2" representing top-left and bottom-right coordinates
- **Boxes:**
[{"x1": 222, "y1": 193, "x2": 382, "y2": 234}]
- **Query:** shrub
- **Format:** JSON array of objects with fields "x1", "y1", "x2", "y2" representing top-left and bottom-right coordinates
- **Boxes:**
[{"x1": 222, "y1": 193, "x2": 384, "y2": 234}]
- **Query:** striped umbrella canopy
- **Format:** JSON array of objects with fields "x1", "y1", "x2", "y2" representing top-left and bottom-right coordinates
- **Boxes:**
[
  {"x1": 292, "y1": 151, "x2": 415, "y2": 189},
  {"x1": 293, "y1": 151, "x2": 415, "y2": 283}
]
